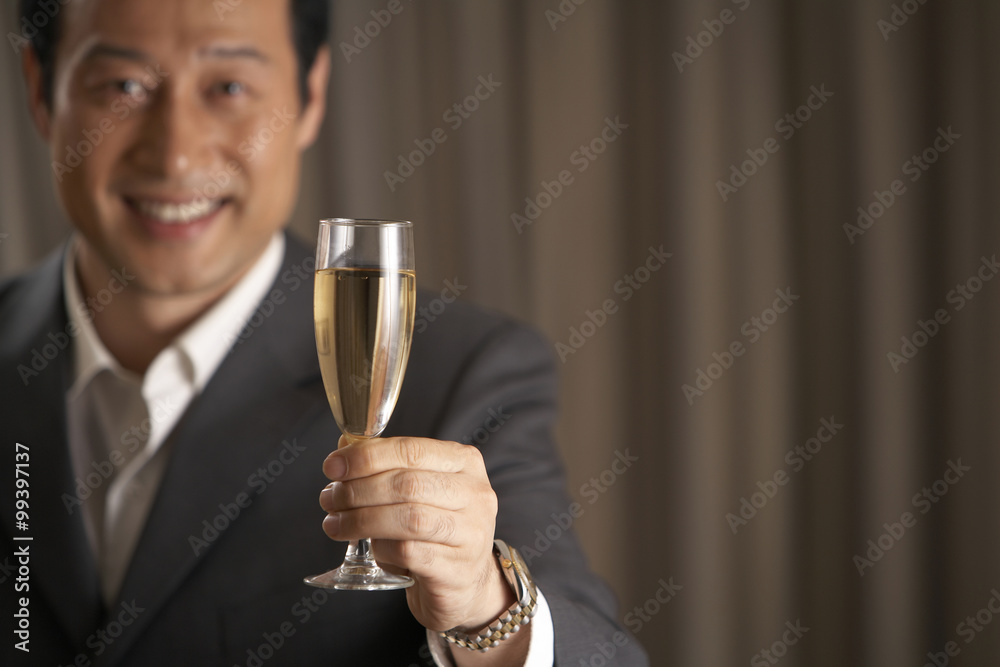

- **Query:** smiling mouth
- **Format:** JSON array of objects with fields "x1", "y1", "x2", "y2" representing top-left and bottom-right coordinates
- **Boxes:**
[{"x1": 125, "y1": 197, "x2": 229, "y2": 225}]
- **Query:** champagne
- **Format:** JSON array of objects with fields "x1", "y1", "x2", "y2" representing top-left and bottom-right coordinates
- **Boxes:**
[
  {"x1": 314, "y1": 267, "x2": 416, "y2": 438},
  {"x1": 306, "y1": 218, "x2": 417, "y2": 591}
]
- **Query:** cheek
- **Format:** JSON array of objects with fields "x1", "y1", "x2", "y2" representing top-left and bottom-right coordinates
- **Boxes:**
[
  {"x1": 240, "y1": 133, "x2": 302, "y2": 220},
  {"x1": 49, "y1": 109, "x2": 124, "y2": 205}
]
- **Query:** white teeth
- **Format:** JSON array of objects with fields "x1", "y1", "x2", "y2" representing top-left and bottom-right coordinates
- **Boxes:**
[{"x1": 135, "y1": 198, "x2": 222, "y2": 224}]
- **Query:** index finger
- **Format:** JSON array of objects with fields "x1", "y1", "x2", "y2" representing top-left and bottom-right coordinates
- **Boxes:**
[{"x1": 322, "y1": 436, "x2": 480, "y2": 481}]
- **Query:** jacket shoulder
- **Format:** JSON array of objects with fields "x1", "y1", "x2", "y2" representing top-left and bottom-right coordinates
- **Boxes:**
[
  {"x1": 412, "y1": 289, "x2": 552, "y2": 370},
  {"x1": 0, "y1": 248, "x2": 66, "y2": 359}
]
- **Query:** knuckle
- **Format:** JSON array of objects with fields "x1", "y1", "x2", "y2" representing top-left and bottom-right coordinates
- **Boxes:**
[
  {"x1": 336, "y1": 480, "x2": 358, "y2": 509},
  {"x1": 462, "y1": 444, "x2": 486, "y2": 471},
  {"x1": 397, "y1": 437, "x2": 426, "y2": 469},
  {"x1": 396, "y1": 539, "x2": 416, "y2": 561},
  {"x1": 438, "y1": 473, "x2": 458, "y2": 502},
  {"x1": 393, "y1": 470, "x2": 424, "y2": 500},
  {"x1": 354, "y1": 443, "x2": 377, "y2": 475},
  {"x1": 482, "y1": 486, "x2": 499, "y2": 517},
  {"x1": 398, "y1": 540, "x2": 435, "y2": 568},
  {"x1": 433, "y1": 514, "x2": 456, "y2": 542},
  {"x1": 401, "y1": 505, "x2": 454, "y2": 542},
  {"x1": 320, "y1": 482, "x2": 339, "y2": 511},
  {"x1": 402, "y1": 504, "x2": 429, "y2": 535}
]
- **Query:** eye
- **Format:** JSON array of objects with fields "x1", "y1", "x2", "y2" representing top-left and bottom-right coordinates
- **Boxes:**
[
  {"x1": 215, "y1": 81, "x2": 246, "y2": 97},
  {"x1": 118, "y1": 79, "x2": 148, "y2": 99}
]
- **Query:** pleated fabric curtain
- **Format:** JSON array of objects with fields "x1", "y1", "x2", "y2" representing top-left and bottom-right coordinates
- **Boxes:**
[{"x1": 2, "y1": 2, "x2": 999, "y2": 664}]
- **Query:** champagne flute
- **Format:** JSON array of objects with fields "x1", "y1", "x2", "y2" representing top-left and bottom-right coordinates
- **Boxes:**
[{"x1": 305, "y1": 218, "x2": 416, "y2": 590}]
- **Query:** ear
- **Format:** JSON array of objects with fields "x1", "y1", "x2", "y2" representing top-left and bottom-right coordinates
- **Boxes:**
[
  {"x1": 295, "y1": 45, "x2": 330, "y2": 150},
  {"x1": 22, "y1": 45, "x2": 53, "y2": 141}
]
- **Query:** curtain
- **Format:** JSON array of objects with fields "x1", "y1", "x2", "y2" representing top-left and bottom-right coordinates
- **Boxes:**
[{"x1": 2, "y1": 1, "x2": 998, "y2": 664}]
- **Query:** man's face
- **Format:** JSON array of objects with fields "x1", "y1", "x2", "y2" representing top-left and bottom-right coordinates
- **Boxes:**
[{"x1": 34, "y1": 0, "x2": 326, "y2": 296}]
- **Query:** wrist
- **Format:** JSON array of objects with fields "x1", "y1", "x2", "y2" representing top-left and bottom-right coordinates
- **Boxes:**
[
  {"x1": 441, "y1": 540, "x2": 538, "y2": 654},
  {"x1": 459, "y1": 555, "x2": 517, "y2": 633}
]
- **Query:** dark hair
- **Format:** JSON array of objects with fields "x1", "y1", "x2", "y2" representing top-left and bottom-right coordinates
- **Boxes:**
[{"x1": 20, "y1": 0, "x2": 329, "y2": 108}]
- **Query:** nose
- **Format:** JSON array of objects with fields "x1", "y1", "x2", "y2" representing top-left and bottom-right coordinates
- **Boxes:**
[{"x1": 129, "y1": 84, "x2": 213, "y2": 182}]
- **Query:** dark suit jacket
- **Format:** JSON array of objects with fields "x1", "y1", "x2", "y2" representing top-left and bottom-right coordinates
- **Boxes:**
[{"x1": 0, "y1": 233, "x2": 647, "y2": 666}]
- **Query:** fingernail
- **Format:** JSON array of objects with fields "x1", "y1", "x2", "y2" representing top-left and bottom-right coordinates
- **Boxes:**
[
  {"x1": 324, "y1": 513, "x2": 341, "y2": 535},
  {"x1": 326, "y1": 454, "x2": 346, "y2": 480}
]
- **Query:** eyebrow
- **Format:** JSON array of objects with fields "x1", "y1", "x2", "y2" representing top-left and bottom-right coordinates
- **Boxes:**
[
  {"x1": 82, "y1": 43, "x2": 151, "y2": 63},
  {"x1": 79, "y1": 43, "x2": 271, "y2": 65},
  {"x1": 198, "y1": 45, "x2": 271, "y2": 64}
]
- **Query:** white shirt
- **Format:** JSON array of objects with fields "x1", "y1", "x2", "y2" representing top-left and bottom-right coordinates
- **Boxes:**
[
  {"x1": 65, "y1": 233, "x2": 287, "y2": 605},
  {"x1": 63, "y1": 232, "x2": 553, "y2": 665}
]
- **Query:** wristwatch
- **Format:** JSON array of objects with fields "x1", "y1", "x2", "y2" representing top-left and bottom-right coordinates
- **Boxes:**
[{"x1": 440, "y1": 539, "x2": 538, "y2": 652}]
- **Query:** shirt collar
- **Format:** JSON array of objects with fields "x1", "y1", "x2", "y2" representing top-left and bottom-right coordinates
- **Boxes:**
[
  {"x1": 64, "y1": 238, "x2": 131, "y2": 400},
  {"x1": 171, "y1": 233, "x2": 285, "y2": 392},
  {"x1": 64, "y1": 233, "x2": 287, "y2": 398}
]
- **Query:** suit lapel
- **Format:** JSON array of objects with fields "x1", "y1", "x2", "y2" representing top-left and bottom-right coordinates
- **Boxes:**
[
  {"x1": 99, "y1": 235, "x2": 330, "y2": 665},
  {"x1": 0, "y1": 249, "x2": 104, "y2": 649}
]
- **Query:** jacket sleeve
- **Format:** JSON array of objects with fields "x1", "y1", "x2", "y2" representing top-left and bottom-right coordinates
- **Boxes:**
[{"x1": 424, "y1": 319, "x2": 649, "y2": 666}]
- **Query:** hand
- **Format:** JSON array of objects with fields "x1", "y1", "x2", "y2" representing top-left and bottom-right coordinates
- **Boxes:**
[{"x1": 318, "y1": 436, "x2": 515, "y2": 633}]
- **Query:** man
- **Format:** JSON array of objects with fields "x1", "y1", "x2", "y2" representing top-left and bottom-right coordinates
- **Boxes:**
[{"x1": 0, "y1": 0, "x2": 647, "y2": 665}]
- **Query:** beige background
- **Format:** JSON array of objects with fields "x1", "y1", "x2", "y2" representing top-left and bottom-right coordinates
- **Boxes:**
[{"x1": 3, "y1": 1, "x2": 1000, "y2": 665}]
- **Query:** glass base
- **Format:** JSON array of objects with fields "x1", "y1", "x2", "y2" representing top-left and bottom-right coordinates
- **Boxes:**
[
  {"x1": 304, "y1": 539, "x2": 414, "y2": 591},
  {"x1": 304, "y1": 565, "x2": 414, "y2": 590}
]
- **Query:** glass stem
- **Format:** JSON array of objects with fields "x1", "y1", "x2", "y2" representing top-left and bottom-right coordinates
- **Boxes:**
[{"x1": 343, "y1": 538, "x2": 379, "y2": 568}]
